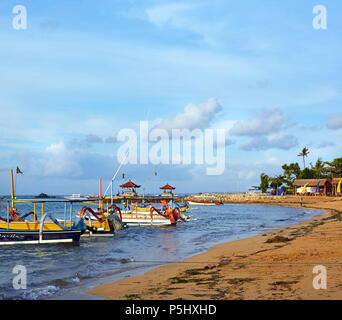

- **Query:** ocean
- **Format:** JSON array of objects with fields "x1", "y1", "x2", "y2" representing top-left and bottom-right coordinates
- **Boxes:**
[{"x1": 0, "y1": 200, "x2": 322, "y2": 300}]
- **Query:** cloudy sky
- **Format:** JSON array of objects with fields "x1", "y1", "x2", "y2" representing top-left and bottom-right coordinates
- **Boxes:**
[{"x1": 0, "y1": 0, "x2": 341, "y2": 195}]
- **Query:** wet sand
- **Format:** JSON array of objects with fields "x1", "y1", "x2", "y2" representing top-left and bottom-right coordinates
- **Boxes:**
[{"x1": 87, "y1": 196, "x2": 342, "y2": 300}]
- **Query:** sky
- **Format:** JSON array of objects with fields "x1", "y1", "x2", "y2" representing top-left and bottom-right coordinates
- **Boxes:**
[{"x1": 0, "y1": 0, "x2": 341, "y2": 195}]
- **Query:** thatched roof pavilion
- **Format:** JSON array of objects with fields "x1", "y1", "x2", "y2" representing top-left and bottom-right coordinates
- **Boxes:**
[
  {"x1": 293, "y1": 179, "x2": 332, "y2": 196},
  {"x1": 160, "y1": 183, "x2": 175, "y2": 197},
  {"x1": 120, "y1": 180, "x2": 141, "y2": 196}
]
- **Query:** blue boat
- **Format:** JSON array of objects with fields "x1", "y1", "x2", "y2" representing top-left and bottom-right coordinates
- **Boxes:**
[{"x1": 0, "y1": 169, "x2": 87, "y2": 245}]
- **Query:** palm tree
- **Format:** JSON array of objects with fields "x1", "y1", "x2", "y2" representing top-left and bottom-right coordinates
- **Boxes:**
[
  {"x1": 324, "y1": 157, "x2": 342, "y2": 178},
  {"x1": 297, "y1": 147, "x2": 310, "y2": 169},
  {"x1": 252, "y1": 173, "x2": 270, "y2": 193},
  {"x1": 269, "y1": 175, "x2": 285, "y2": 194},
  {"x1": 310, "y1": 158, "x2": 326, "y2": 178},
  {"x1": 259, "y1": 173, "x2": 269, "y2": 193},
  {"x1": 282, "y1": 162, "x2": 301, "y2": 187}
]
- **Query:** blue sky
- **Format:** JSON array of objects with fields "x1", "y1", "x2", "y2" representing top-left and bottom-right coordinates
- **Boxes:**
[{"x1": 0, "y1": 0, "x2": 341, "y2": 195}]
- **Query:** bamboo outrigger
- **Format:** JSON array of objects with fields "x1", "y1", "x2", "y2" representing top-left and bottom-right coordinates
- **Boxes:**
[
  {"x1": 77, "y1": 178, "x2": 126, "y2": 236},
  {"x1": 0, "y1": 170, "x2": 87, "y2": 245}
]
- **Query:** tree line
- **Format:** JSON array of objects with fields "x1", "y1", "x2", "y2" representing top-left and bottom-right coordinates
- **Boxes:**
[{"x1": 254, "y1": 148, "x2": 342, "y2": 193}]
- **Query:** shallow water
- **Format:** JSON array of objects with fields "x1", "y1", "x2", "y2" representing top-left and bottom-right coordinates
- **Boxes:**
[{"x1": 0, "y1": 200, "x2": 322, "y2": 300}]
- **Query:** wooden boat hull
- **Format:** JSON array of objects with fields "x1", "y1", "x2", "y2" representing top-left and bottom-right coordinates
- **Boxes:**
[
  {"x1": 0, "y1": 221, "x2": 72, "y2": 231},
  {"x1": 187, "y1": 201, "x2": 223, "y2": 206},
  {"x1": 0, "y1": 229, "x2": 83, "y2": 245},
  {"x1": 80, "y1": 212, "x2": 173, "y2": 226},
  {"x1": 131, "y1": 205, "x2": 187, "y2": 213},
  {"x1": 120, "y1": 211, "x2": 174, "y2": 226}
]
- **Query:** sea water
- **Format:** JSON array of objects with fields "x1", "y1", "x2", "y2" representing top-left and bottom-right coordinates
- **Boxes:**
[{"x1": 0, "y1": 200, "x2": 322, "y2": 299}]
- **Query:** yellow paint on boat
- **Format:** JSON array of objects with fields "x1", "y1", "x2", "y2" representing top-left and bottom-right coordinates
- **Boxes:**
[{"x1": 0, "y1": 221, "x2": 72, "y2": 231}]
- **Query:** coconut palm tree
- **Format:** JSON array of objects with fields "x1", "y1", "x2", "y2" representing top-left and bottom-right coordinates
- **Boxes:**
[
  {"x1": 324, "y1": 157, "x2": 342, "y2": 178},
  {"x1": 310, "y1": 158, "x2": 326, "y2": 178},
  {"x1": 269, "y1": 175, "x2": 285, "y2": 194},
  {"x1": 297, "y1": 147, "x2": 310, "y2": 169},
  {"x1": 252, "y1": 173, "x2": 270, "y2": 193}
]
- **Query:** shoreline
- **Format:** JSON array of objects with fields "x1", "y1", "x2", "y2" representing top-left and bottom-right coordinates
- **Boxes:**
[{"x1": 86, "y1": 196, "x2": 342, "y2": 300}]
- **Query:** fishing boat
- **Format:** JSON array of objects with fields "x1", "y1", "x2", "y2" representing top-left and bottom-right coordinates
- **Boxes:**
[
  {"x1": 78, "y1": 203, "x2": 126, "y2": 236},
  {"x1": 187, "y1": 200, "x2": 223, "y2": 206},
  {"x1": 89, "y1": 155, "x2": 187, "y2": 226},
  {"x1": 0, "y1": 170, "x2": 86, "y2": 245},
  {"x1": 128, "y1": 202, "x2": 188, "y2": 213},
  {"x1": 119, "y1": 199, "x2": 181, "y2": 226},
  {"x1": 75, "y1": 179, "x2": 126, "y2": 236},
  {"x1": 118, "y1": 180, "x2": 184, "y2": 226}
]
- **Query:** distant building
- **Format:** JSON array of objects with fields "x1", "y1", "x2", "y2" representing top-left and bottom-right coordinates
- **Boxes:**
[
  {"x1": 120, "y1": 180, "x2": 141, "y2": 197},
  {"x1": 160, "y1": 183, "x2": 175, "y2": 197},
  {"x1": 293, "y1": 179, "x2": 332, "y2": 196}
]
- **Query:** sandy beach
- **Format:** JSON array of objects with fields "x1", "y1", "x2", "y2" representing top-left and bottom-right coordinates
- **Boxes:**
[{"x1": 86, "y1": 196, "x2": 342, "y2": 300}]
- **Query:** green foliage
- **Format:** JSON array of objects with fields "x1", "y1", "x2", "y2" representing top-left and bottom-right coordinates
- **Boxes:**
[
  {"x1": 259, "y1": 173, "x2": 269, "y2": 193},
  {"x1": 253, "y1": 173, "x2": 270, "y2": 193},
  {"x1": 324, "y1": 157, "x2": 342, "y2": 178},
  {"x1": 297, "y1": 147, "x2": 310, "y2": 169},
  {"x1": 281, "y1": 162, "x2": 301, "y2": 187},
  {"x1": 269, "y1": 175, "x2": 285, "y2": 191},
  {"x1": 297, "y1": 167, "x2": 317, "y2": 179},
  {"x1": 255, "y1": 156, "x2": 342, "y2": 192},
  {"x1": 310, "y1": 158, "x2": 328, "y2": 178}
]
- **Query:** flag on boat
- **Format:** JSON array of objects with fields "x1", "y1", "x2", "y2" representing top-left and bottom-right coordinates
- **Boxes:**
[{"x1": 16, "y1": 166, "x2": 23, "y2": 174}]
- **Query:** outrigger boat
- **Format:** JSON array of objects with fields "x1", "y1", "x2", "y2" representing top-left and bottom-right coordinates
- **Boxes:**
[
  {"x1": 75, "y1": 179, "x2": 126, "y2": 236},
  {"x1": 117, "y1": 180, "x2": 188, "y2": 226},
  {"x1": 84, "y1": 196, "x2": 183, "y2": 226},
  {"x1": 120, "y1": 198, "x2": 181, "y2": 226},
  {"x1": 86, "y1": 155, "x2": 189, "y2": 226},
  {"x1": 187, "y1": 200, "x2": 223, "y2": 206},
  {"x1": 0, "y1": 170, "x2": 87, "y2": 245},
  {"x1": 129, "y1": 202, "x2": 188, "y2": 213}
]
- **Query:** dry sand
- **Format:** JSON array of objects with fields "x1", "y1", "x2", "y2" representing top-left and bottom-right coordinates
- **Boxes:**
[{"x1": 86, "y1": 196, "x2": 342, "y2": 300}]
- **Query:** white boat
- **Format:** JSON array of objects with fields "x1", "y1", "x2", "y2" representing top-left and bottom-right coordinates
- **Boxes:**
[
  {"x1": 187, "y1": 200, "x2": 223, "y2": 206},
  {"x1": 120, "y1": 210, "x2": 174, "y2": 226},
  {"x1": 64, "y1": 194, "x2": 89, "y2": 201}
]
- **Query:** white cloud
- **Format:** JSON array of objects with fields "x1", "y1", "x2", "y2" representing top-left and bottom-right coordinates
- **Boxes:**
[
  {"x1": 154, "y1": 97, "x2": 222, "y2": 133},
  {"x1": 316, "y1": 140, "x2": 336, "y2": 148},
  {"x1": 326, "y1": 113, "x2": 342, "y2": 130},
  {"x1": 145, "y1": 2, "x2": 225, "y2": 46},
  {"x1": 266, "y1": 157, "x2": 281, "y2": 165},
  {"x1": 145, "y1": 3, "x2": 193, "y2": 28},
  {"x1": 44, "y1": 142, "x2": 82, "y2": 177},
  {"x1": 230, "y1": 109, "x2": 285, "y2": 136},
  {"x1": 241, "y1": 133, "x2": 298, "y2": 151}
]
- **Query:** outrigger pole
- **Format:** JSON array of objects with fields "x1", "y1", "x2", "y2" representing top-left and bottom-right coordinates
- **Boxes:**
[
  {"x1": 103, "y1": 151, "x2": 129, "y2": 204},
  {"x1": 142, "y1": 169, "x2": 157, "y2": 200},
  {"x1": 10, "y1": 169, "x2": 15, "y2": 209}
]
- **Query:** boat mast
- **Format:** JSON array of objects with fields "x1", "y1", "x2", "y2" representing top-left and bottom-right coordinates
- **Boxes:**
[
  {"x1": 10, "y1": 169, "x2": 15, "y2": 209},
  {"x1": 99, "y1": 178, "x2": 103, "y2": 211},
  {"x1": 103, "y1": 151, "x2": 129, "y2": 204}
]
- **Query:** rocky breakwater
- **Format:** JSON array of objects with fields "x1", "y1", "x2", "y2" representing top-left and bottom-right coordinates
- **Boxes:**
[{"x1": 184, "y1": 193, "x2": 338, "y2": 207}]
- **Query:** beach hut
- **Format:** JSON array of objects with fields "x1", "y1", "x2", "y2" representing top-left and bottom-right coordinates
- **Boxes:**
[
  {"x1": 160, "y1": 183, "x2": 175, "y2": 197},
  {"x1": 120, "y1": 180, "x2": 141, "y2": 197},
  {"x1": 332, "y1": 178, "x2": 342, "y2": 196},
  {"x1": 293, "y1": 179, "x2": 332, "y2": 196}
]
